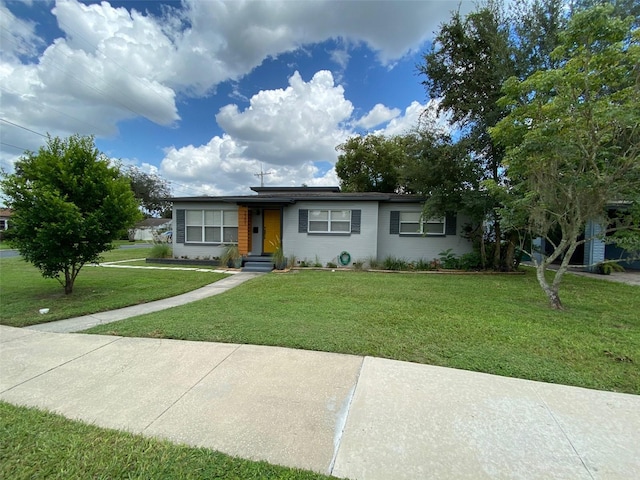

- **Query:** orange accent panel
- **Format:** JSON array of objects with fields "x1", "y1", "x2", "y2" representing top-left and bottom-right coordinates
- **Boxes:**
[{"x1": 237, "y1": 206, "x2": 252, "y2": 256}]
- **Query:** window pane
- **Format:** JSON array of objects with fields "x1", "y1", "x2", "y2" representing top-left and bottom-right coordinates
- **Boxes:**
[
  {"x1": 223, "y1": 227, "x2": 238, "y2": 242},
  {"x1": 331, "y1": 221, "x2": 350, "y2": 232},
  {"x1": 400, "y1": 222, "x2": 421, "y2": 233},
  {"x1": 205, "y1": 226, "x2": 221, "y2": 242},
  {"x1": 186, "y1": 226, "x2": 202, "y2": 242},
  {"x1": 186, "y1": 210, "x2": 202, "y2": 225},
  {"x1": 331, "y1": 210, "x2": 351, "y2": 221},
  {"x1": 310, "y1": 210, "x2": 328, "y2": 221},
  {"x1": 400, "y1": 212, "x2": 421, "y2": 223},
  {"x1": 204, "y1": 210, "x2": 221, "y2": 225},
  {"x1": 309, "y1": 221, "x2": 329, "y2": 232},
  {"x1": 223, "y1": 210, "x2": 238, "y2": 225},
  {"x1": 424, "y1": 222, "x2": 445, "y2": 234}
]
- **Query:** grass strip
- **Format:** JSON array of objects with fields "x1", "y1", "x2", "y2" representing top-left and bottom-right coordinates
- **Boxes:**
[
  {"x1": 86, "y1": 269, "x2": 640, "y2": 394},
  {"x1": 0, "y1": 402, "x2": 329, "y2": 480},
  {"x1": 0, "y1": 251, "x2": 227, "y2": 327}
]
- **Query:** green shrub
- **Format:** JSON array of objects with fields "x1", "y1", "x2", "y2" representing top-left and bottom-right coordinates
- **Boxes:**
[
  {"x1": 352, "y1": 260, "x2": 366, "y2": 271},
  {"x1": 459, "y1": 251, "x2": 483, "y2": 271},
  {"x1": 149, "y1": 243, "x2": 172, "y2": 259},
  {"x1": 596, "y1": 260, "x2": 625, "y2": 275},
  {"x1": 326, "y1": 262, "x2": 337, "y2": 268},
  {"x1": 438, "y1": 249, "x2": 459, "y2": 269},
  {"x1": 383, "y1": 256, "x2": 409, "y2": 270},
  {"x1": 366, "y1": 256, "x2": 381, "y2": 269},
  {"x1": 220, "y1": 244, "x2": 242, "y2": 268},
  {"x1": 414, "y1": 258, "x2": 432, "y2": 271}
]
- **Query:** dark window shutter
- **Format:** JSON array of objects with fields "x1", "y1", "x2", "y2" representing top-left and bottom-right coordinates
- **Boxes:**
[
  {"x1": 351, "y1": 209, "x2": 361, "y2": 234},
  {"x1": 445, "y1": 212, "x2": 457, "y2": 236},
  {"x1": 299, "y1": 209, "x2": 308, "y2": 233},
  {"x1": 390, "y1": 211, "x2": 400, "y2": 234},
  {"x1": 176, "y1": 209, "x2": 185, "y2": 243}
]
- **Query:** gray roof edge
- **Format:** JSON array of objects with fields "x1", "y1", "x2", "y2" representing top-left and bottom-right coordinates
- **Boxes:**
[{"x1": 170, "y1": 193, "x2": 425, "y2": 203}]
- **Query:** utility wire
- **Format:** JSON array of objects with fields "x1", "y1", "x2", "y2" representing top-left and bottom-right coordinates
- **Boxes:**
[
  {"x1": 0, "y1": 141, "x2": 30, "y2": 151},
  {"x1": 0, "y1": 118, "x2": 47, "y2": 138},
  {"x1": 0, "y1": 86, "x2": 105, "y2": 135}
]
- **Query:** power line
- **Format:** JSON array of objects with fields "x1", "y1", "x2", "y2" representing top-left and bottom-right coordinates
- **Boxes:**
[
  {"x1": 0, "y1": 118, "x2": 47, "y2": 138},
  {"x1": 0, "y1": 86, "x2": 105, "y2": 134},
  {"x1": 0, "y1": 141, "x2": 30, "y2": 151}
]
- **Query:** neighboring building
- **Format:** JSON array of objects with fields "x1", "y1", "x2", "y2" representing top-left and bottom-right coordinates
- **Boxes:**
[
  {"x1": 170, "y1": 186, "x2": 473, "y2": 266},
  {"x1": 131, "y1": 217, "x2": 172, "y2": 241},
  {"x1": 0, "y1": 208, "x2": 12, "y2": 239},
  {"x1": 583, "y1": 202, "x2": 639, "y2": 271}
]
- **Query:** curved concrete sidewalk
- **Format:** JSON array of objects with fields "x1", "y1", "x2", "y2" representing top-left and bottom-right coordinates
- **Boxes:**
[
  {"x1": 1, "y1": 325, "x2": 639, "y2": 479},
  {"x1": 26, "y1": 272, "x2": 263, "y2": 334}
]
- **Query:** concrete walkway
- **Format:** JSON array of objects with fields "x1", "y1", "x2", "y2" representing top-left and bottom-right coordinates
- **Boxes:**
[
  {"x1": 1, "y1": 325, "x2": 638, "y2": 479},
  {"x1": 26, "y1": 272, "x2": 262, "y2": 333}
]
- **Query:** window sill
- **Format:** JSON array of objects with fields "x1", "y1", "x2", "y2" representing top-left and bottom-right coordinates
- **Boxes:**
[
  {"x1": 307, "y1": 232, "x2": 352, "y2": 236},
  {"x1": 183, "y1": 242, "x2": 237, "y2": 246},
  {"x1": 399, "y1": 233, "x2": 446, "y2": 237}
]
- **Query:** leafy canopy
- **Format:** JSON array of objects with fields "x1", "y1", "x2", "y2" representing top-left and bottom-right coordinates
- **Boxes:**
[
  {"x1": 491, "y1": 5, "x2": 640, "y2": 308},
  {"x1": 0, "y1": 134, "x2": 141, "y2": 294},
  {"x1": 122, "y1": 165, "x2": 172, "y2": 218},
  {"x1": 335, "y1": 135, "x2": 407, "y2": 193}
]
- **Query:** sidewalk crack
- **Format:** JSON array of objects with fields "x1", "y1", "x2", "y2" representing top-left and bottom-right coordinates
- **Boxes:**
[
  {"x1": 533, "y1": 386, "x2": 596, "y2": 480},
  {"x1": 141, "y1": 343, "x2": 242, "y2": 432},
  {"x1": 0, "y1": 335, "x2": 124, "y2": 394},
  {"x1": 328, "y1": 355, "x2": 365, "y2": 476}
]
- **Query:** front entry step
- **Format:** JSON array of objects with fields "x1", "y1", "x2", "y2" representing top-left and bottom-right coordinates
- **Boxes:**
[{"x1": 242, "y1": 255, "x2": 274, "y2": 272}]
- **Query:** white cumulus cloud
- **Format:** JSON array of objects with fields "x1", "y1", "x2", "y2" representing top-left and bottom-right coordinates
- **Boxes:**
[
  {"x1": 1, "y1": 0, "x2": 471, "y2": 193},
  {"x1": 356, "y1": 103, "x2": 401, "y2": 129},
  {"x1": 216, "y1": 70, "x2": 353, "y2": 166}
]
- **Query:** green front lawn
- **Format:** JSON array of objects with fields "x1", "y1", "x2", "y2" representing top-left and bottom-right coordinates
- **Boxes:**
[
  {"x1": 86, "y1": 269, "x2": 640, "y2": 394},
  {"x1": 0, "y1": 251, "x2": 226, "y2": 327},
  {"x1": 0, "y1": 402, "x2": 329, "y2": 480}
]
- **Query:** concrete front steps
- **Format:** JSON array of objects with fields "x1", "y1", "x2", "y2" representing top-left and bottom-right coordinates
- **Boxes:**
[{"x1": 242, "y1": 255, "x2": 274, "y2": 273}]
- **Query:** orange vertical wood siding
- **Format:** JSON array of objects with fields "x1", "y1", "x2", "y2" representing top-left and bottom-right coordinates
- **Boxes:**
[{"x1": 237, "y1": 206, "x2": 252, "y2": 255}]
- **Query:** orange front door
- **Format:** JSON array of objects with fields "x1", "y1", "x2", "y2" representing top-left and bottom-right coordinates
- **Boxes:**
[{"x1": 262, "y1": 209, "x2": 281, "y2": 254}]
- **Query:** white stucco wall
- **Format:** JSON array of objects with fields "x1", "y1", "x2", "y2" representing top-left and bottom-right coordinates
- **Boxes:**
[
  {"x1": 377, "y1": 203, "x2": 473, "y2": 262},
  {"x1": 282, "y1": 201, "x2": 378, "y2": 266}
]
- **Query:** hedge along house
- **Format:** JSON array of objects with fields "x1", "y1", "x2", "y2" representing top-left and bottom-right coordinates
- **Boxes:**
[{"x1": 170, "y1": 186, "x2": 473, "y2": 270}]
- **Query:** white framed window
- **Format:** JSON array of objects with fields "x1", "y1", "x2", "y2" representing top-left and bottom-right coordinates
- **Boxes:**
[
  {"x1": 185, "y1": 210, "x2": 238, "y2": 243},
  {"x1": 308, "y1": 209, "x2": 351, "y2": 233},
  {"x1": 399, "y1": 212, "x2": 445, "y2": 235}
]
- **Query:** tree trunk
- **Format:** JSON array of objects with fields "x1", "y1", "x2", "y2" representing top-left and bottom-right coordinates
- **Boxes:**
[
  {"x1": 479, "y1": 223, "x2": 487, "y2": 269},
  {"x1": 64, "y1": 268, "x2": 74, "y2": 295},
  {"x1": 493, "y1": 216, "x2": 502, "y2": 270},
  {"x1": 535, "y1": 263, "x2": 563, "y2": 309},
  {"x1": 504, "y1": 231, "x2": 519, "y2": 272}
]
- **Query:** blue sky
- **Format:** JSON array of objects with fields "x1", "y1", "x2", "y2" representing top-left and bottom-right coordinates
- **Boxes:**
[{"x1": 1, "y1": 0, "x2": 472, "y2": 197}]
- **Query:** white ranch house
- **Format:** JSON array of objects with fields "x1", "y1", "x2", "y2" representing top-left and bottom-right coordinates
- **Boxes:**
[{"x1": 170, "y1": 186, "x2": 473, "y2": 269}]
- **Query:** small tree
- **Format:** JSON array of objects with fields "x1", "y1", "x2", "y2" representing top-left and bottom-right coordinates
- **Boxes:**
[
  {"x1": 491, "y1": 5, "x2": 640, "y2": 308},
  {"x1": 0, "y1": 135, "x2": 141, "y2": 294}
]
